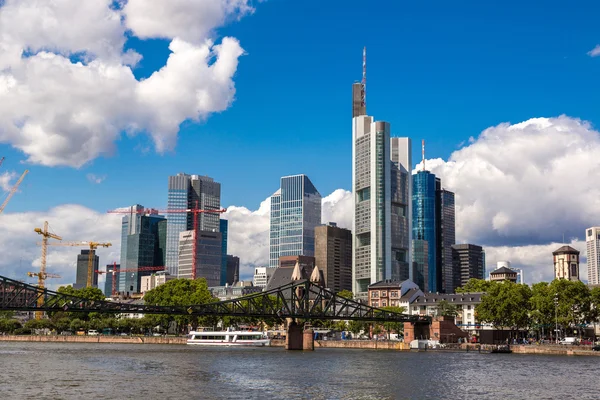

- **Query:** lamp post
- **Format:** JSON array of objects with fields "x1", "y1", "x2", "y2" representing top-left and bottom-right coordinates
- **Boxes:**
[{"x1": 554, "y1": 295, "x2": 559, "y2": 344}]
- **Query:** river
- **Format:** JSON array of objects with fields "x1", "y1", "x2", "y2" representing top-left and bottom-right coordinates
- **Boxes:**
[{"x1": 1, "y1": 342, "x2": 599, "y2": 399}]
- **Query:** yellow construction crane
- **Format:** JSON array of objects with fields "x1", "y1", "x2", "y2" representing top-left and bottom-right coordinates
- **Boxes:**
[
  {"x1": 0, "y1": 169, "x2": 29, "y2": 214},
  {"x1": 31, "y1": 221, "x2": 63, "y2": 319},
  {"x1": 45, "y1": 241, "x2": 112, "y2": 287}
]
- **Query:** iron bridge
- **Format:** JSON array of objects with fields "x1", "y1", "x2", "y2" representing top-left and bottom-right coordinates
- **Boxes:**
[{"x1": 0, "y1": 274, "x2": 430, "y2": 323}]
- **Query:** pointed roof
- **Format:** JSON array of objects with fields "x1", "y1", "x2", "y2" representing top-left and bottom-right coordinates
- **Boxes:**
[
  {"x1": 491, "y1": 266, "x2": 516, "y2": 275},
  {"x1": 552, "y1": 245, "x2": 580, "y2": 255},
  {"x1": 291, "y1": 261, "x2": 302, "y2": 281},
  {"x1": 310, "y1": 265, "x2": 322, "y2": 284}
]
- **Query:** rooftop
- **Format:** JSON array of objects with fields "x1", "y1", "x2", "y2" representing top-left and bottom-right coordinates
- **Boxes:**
[{"x1": 552, "y1": 245, "x2": 580, "y2": 255}]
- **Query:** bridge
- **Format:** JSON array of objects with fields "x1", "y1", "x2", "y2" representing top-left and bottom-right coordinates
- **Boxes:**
[{"x1": 0, "y1": 274, "x2": 430, "y2": 350}]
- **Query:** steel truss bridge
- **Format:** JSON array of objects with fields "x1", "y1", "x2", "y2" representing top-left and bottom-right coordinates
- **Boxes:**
[{"x1": 0, "y1": 274, "x2": 429, "y2": 324}]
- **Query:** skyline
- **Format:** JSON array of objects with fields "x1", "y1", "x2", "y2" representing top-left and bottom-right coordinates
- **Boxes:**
[{"x1": 1, "y1": 1, "x2": 600, "y2": 288}]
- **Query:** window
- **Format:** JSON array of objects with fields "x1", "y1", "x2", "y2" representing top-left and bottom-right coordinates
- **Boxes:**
[
  {"x1": 381, "y1": 291, "x2": 387, "y2": 297},
  {"x1": 371, "y1": 291, "x2": 379, "y2": 298},
  {"x1": 382, "y1": 301, "x2": 387, "y2": 307},
  {"x1": 467, "y1": 305, "x2": 471, "y2": 310},
  {"x1": 390, "y1": 291, "x2": 399, "y2": 298}
]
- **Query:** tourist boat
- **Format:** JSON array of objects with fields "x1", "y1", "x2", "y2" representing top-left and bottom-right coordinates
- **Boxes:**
[{"x1": 187, "y1": 331, "x2": 271, "y2": 347}]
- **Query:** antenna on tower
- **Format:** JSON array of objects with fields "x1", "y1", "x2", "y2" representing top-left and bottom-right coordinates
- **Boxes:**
[
  {"x1": 422, "y1": 139, "x2": 426, "y2": 171},
  {"x1": 361, "y1": 46, "x2": 366, "y2": 110}
]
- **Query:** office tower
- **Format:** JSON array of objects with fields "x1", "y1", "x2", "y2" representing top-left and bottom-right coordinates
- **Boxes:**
[
  {"x1": 119, "y1": 207, "x2": 167, "y2": 294},
  {"x1": 103, "y1": 263, "x2": 120, "y2": 297},
  {"x1": 166, "y1": 173, "x2": 221, "y2": 276},
  {"x1": 553, "y1": 245, "x2": 580, "y2": 281},
  {"x1": 268, "y1": 174, "x2": 322, "y2": 267},
  {"x1": 587, "y1": 227, "x2": 600, "y2": 284},
  {"x1": 226, "y1": 255, "x2": 240, "y2": 285},
  {"x1": 315, "y1": 222, "x2": 352, "y2": 293},
  {"x1": 412, "y1": 239, "x2": 429, "y2": 292},
  {"x1": 436, "y1": 184, "x2": 456, "y2": 293},
  {"x1": 390, "y1": 137, "x2": 412, "y2": 281},
  {"x1": 74, "y1": 250, "x2": 99, "y2": 289},
  {"x1": 178, "y1": 230, "x2": 222, "y2": 286},
  {"x1": 412, "y1": 169, "x2": 438, "y2": 292},
  {"x1": 220, "y1": 219, "x2": 228, "y2": 285},
  {"x1": 253, "y1": 266, "x2": 275, "y2": 288},
  {"x1": 451, "y1": 244, "x2": 485, "y2": 290}
]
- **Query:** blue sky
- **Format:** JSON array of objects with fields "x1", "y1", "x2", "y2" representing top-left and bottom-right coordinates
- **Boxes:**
[{"x1": 3, "y1": 0, "x2": 600, "y2": 214}]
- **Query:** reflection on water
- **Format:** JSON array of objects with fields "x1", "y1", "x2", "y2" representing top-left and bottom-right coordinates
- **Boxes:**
[{"x1": 1, "y1": 342, "x2": 600, "y2": 399}]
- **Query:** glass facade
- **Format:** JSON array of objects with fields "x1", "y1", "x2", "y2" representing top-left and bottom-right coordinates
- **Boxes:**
[
  {"x1": 412, "y1": 239, "x2": 429, "y2": 292},
  {"x1": 412, "y1": 171, "x2": 438, "y2": 292},
  {"x1": 269, "y1": 175, "x2": 321, "y2": 267},
  {"x1": 437, "y1": 188, "x2": 456, "y2": 293},
  {"x1": 220, "y1": 219, "x2": 228, "y2": 285}
]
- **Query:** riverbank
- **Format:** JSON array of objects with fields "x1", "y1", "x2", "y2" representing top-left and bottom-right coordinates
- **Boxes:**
[{"x1": 0, "y1": 335, "x2": 186, "y2": 345}]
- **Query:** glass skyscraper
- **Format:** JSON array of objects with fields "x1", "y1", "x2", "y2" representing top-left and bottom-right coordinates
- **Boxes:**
[
  {"x1": 437, "y1": 186, "x2": 456, "y2": 293},
  {"x1": 269, "y1": 174, "x2": 322, "y2": 267},
  {"x1": 165, "y1": 173, "x2": 221, "y2": 276},
  {"x1": 220, "y1": 219, "x2": 228, "y2": 285},
  {"x1": 412, "y1": 170, "x2": 437, "y2": 292}
]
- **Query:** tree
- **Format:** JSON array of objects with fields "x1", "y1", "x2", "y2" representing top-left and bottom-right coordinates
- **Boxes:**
[
  {"x1": 549, "y1": 279, "x2": 590, "y2": 334},
  {"x1": 456, "y1": 279, "x2": 494, "y2": 294},
  {"x1": 529, "y1": 282, "x2": 555, "y2": 337},
  {"x1": 347, "y1": 320, "x2": 367, "y2": 337},
  {"x1": 379, "y1": 306, "x2": 406, "y2": 339},
  {"x1": 143, "y1": 278, "x2": 216, "y2": 333},
  {"x1": 476, "y1": 281, "x2": 531, "y2": 331},
  {"x1": 434, "y1": 300, "x2": 459, "y2": 318},
  {"x1": 337, "y1": 290, "x2": 354, "y2": 300}
]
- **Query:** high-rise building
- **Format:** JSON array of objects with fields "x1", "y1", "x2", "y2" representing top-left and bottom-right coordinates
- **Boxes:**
[
  {"x1": 119, "y1": 206, "x2": 167, "y2": 294},
  {"x1": 451, "y1": 244, "x2": 485, "y2": 290},
  {"x1": 391, "y1": 137, "x2": 412, "y2": 281},
  {"x1": 412, "y1": 239, "x2": 429, "y2": 292},
  {"x1": 166, "y1": 173, "x2": 221, "y2": 276},
  {"x1": 553, "y1": 245, "x2": 580, "y2": 281},
  {"x1": 268, "y1": 174, "x2": 322, "y2": 267},
  {"x1": 103, "y1": 263, "x2": 120, "y2": 297},
  {"x1": 220, "y1": 219, "x2": 228, "y2": 285},
  {"x1": 253, "y1": 266, "x2": 275, "y2": 288},
  {"x1": 412, "y1": 170, "x2": 437, "y2": 292},
  {"x1": 437, "y1": 185, "x2": 456, "y2": 293},
  {"x1": 226, "y1": 255, "x2": 240, "y2": 285},
  {"x1": 315, "y1": 222, "x2": 352, "y2": 293},
  {"x1": 178, "y1": 230, "x2": 222, "y2": 286},
  {"x1": 587, "y1": 227, "x2": 600, "y2": 285},
  {"x1": 74, "y1": 250, "x2": 99, "y2": 289}
]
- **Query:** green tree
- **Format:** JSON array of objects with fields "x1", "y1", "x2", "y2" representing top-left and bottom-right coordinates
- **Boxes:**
[
  {"x1": 337, "y1": 290, "x2": 354, "y2": 300},
  {"x1": 549, "y1": 279, "x2": 590, "y2": 333},
  {"x1": 69, "y1": 318, "x2": 87, "y2": 332},
  {"x1": 434, "y1": 300, "x2": 459, "y2": 318},
  {"x1": 379, "y1": 306, "x2": 406, "y2": 339},
  {"x1": 347, "y1": 320, "x2": 367, "y2": 337},
  {"x1": 476, "y1": 281, "x2": 531, "y2": 331},
  {"x1": 0, "y1": 318, "x2": 21, "y2": 333},
  {"x1": 456, "y1": 279, "x2": 494, "y2": 293},
  {"x1": 143, "y1": 278, "x2": 216, "y2": 333},
  {"x1": 529, "y1": 282, "x2": 555, "y2": 337}
]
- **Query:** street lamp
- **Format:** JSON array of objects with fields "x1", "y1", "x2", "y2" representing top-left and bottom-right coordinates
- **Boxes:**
[{"x1": 554, "y1": 295, "x2": 559, "y2": 344}]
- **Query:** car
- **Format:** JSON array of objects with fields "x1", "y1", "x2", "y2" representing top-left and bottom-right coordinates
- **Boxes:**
[
  {"x1": 592, "y1": 345, "x2": 600, "y2": 351},
  {"x1": 559, "y1": 337, "x2": 578, "y2": 345},
  {"x1": 87, "y1": 329, "x2": 99, "y2": 336}
]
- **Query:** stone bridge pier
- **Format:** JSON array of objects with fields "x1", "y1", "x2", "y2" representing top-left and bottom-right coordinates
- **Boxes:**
[{"x1": 285, "y1": 320, "x2": 314, "y2": 351}]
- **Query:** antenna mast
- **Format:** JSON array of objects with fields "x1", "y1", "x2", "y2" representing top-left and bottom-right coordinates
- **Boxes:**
[
  {"x1": 361, "y1": 46, "x2": 366, "y2": 110},
  {"x1": 422, "y1": 139, "x2": 426, "y2": 171}
]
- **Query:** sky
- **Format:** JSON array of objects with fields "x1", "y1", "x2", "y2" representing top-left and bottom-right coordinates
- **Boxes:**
[{"x1": 0, "y1": 0, "x2": 599, "y2": 288}]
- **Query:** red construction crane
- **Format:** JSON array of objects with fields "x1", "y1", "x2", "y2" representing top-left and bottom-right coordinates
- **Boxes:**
[
  {"x1": 96, "y1": 262, "x2": 166, "y2": 297},
  {"x1": 107, "y1": 203, "x2": 226, "y2": 280}
]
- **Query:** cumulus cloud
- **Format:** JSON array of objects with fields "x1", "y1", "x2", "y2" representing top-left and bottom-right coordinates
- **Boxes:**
[
  {"x1": 86, "y1": 173, "x2": 106, "y2": 184},
  {"x1": 0, "y1": 205, "x2": 122, "y2": 290},
  {"x1": 0, "y1": 0, "x2": 253, "y2": 167},
  {"x1": 588, "y1": 45, "x2": 600, "y2": 57},
  {"x1": 0, "y1": 171, "x2": 17, "y2": 191}
]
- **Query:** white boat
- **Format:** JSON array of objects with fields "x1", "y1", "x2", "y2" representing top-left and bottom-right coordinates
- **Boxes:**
[{"x1": 187, "y1": 331, "x2": 271, "y2": 347}]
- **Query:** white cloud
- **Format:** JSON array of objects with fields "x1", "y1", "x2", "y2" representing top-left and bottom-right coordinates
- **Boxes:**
[
  {"x1": 588, "y1": 45, "x2": 600, "y2": 57},
  {"x1": 0, "y1": 205, "x2": 122, "y2": 290},
  {"x1": 0, "y1": 171, "x2": 17, "y2": 191},
  {"x1": 0, "y1": 0, "x2": 252, "y2": 167},
  {"x1": 86, "y1": 173, "x2": 106, "y2": 184}
]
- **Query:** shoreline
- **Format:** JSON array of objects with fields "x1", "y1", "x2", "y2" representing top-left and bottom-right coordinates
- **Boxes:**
[{"x1": 1, "y1": 336, "x2": 599, "y2": 356}]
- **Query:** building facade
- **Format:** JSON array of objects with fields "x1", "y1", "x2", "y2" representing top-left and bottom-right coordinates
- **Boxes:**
[
  {"x1": 412, "y1": 239, "x2": 429, "y2": 292},
  {"x1": 140, "y1": 272, "x2": 175, "y2": 294},
  {"x1": 315, "y1": 222, "x2": 352, "y2": 293},
  {"x1": 489, "y1": 266, "x2": 518, "y2": 283},
  {"x1": 269, "y1": 175, "x2": 322, "y2": 267},
  {"x1": 587, "y1": 227, "x2": 600, "y2": 285},
  {"x1": 74, "y1": 250, "x2": 99, "y2": 289},
  {"x1": 178, "y1": 230, "x2": 222, "y2": 286},
  {"x1": 103, "y1": 263, "x2": 120, "y2": 297},
  {"x1": 412, "y1": 170, "x2": 437, "y2": 292},
  {"x1": 436, "y1": 186, "x2": 456, "y2": 293},
  {"x1": 253, "y1": 267, "x2": 274, "y2": 288},
  {"x1": 451, "y1": 244, "x2": 485, "y2": 290},
  {"x1": 390, "y1": 137, "x2": 412, "y2": 281},
  {"x1": 226, "y1": 255, "x2": 240, "y2": 285},
  {"x1": 220, "y1": 219, "x2": 228, "y2": 285},
  {"x1": 165, "y1": 173, "x2": 221, "y2": 276},
  {"x1": 553, "y1": 245, "x2": 580, "y2": 281},
  {"x1": 367, "y1": 279, "x2": 422, "y2": 308}
]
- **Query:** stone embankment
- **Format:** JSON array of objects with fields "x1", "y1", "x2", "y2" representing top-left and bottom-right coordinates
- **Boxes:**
[
  {"x1": 0, "y1": 335, "x2": 186, "y2": 345},
  {"x1": 462, "y1": 343, "x2": 600, "y2": 357},
  {"x1": 270, "y1": 339, "x2": 410, "y2": 350}
]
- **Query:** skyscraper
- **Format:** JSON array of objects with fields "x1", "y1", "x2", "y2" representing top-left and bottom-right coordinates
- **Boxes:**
[
  {"x1": 315, "y1": 222, "x2": 352, "y2": 293},
  {"x1": 437, "y1": 184, "x2": 456, "y2": 293},
  {"x1": 178, "y1": 230, "x2": 222, "y2": 285},
  {"x1": 587, "y1": 227, "x2": 600, "y2": 285},
  {"x1": 226, "y1": 255, "x2": 240, "y2": 285},
  {"x1": 74, "y1": 250, "x2": 99, "y2": 289},
  {"x1": 268, "y1": 175, "x2": 322, "y2": 267},
  {"x1": 103, "y1": 263, "x2": 119, "y2": 297},
  {"x1": 412, "y1": 170, "x2": 438, "y2": 292},
  {"x1": 119, "y1": 207, "x2": 167, "y2": 294},
  {"x1": 220, "y1": 219, "x2": 228, "y2": 285},
  {"x1": 391, "y1": 137, "x2": 412, "y2": 281},
  {"x1": 451, "y1": 244, "x2": 485, "y2": 290},
  {"x1": 412, "y1": 239, "x2": 429, "y2": 292},
  {"x1": 165, "y1": 173, "x2": 221, "y2": 276}
]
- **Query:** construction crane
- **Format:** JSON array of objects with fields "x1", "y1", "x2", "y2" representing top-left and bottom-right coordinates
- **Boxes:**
[
  {"x1": 96, "y1": 262, "x2": 165, "y2": 297},
  {"x1": 0, "y1": 156, "x2": 4, "y2": 168},
  {"x1": 0, "y1": 169, "x2": 28, "y2": 214},
  {"x1": 31, "y1": 221, "x2": 63, "y2": 319},
  {"x1": 44, "y1": 241, "x2": 112, "y2": 287},
  {"x1": 107, "y1": 203, "x2": 226, "y2": 279}
]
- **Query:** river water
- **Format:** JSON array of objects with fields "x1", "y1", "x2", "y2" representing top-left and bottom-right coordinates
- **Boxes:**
[{"x1": 1, "y1": 342, "x2": 599, "y2": 399}]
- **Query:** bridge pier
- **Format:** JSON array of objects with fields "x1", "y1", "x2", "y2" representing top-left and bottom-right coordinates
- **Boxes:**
[{"x1": 285, "y1": 320, "x2": 314, "y2": 351}]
